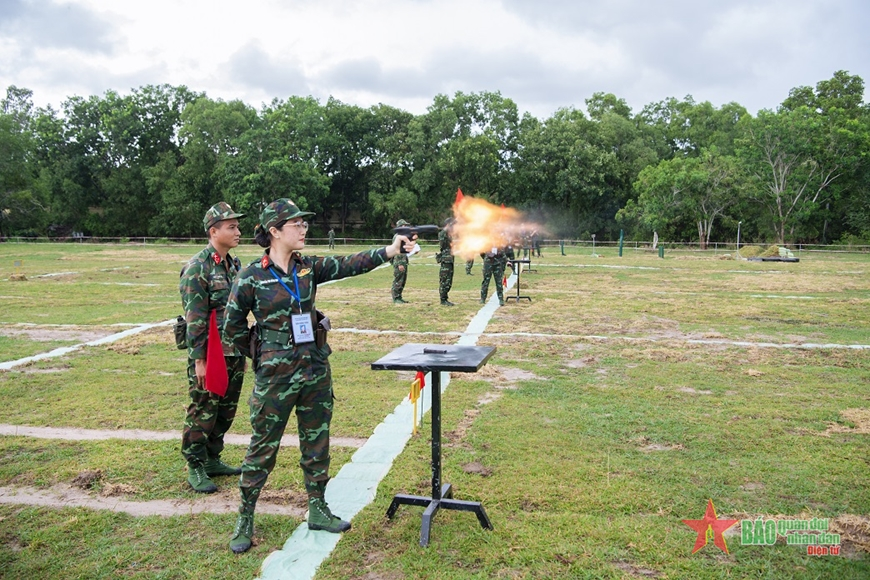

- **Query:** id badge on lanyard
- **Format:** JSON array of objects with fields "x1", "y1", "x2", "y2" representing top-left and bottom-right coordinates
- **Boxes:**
[
  {"x1": 291, "y1": 312, "x2": 316, "y2": 344},
  {"x1": 269, "y1": 264, "x2": 315, "y2": 344}
]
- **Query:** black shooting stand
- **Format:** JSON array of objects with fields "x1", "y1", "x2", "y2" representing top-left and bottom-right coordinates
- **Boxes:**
[
  {"x1": 523, "y1": 254, "x2": 538, "y2": 274},
  {"x1": 505, "y1": 259, "x2": 532, "y2": 303},
  {"x1": 371, "y1": 343, "x2": 496, "y2": 546}
]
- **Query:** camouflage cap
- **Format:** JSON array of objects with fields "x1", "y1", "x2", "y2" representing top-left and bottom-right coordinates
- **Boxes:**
[
  {"x1": 260, "y1": 198, "x2": 315, "y2": 230},
  {"x1": 396, "y1": 219, "x2": 410, "y2": 227},
  {"x1": 203, "y1": 202, "x2": 245, "y2": 232}
]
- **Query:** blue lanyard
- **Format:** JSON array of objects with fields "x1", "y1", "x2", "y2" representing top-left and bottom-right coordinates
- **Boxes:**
[{"x1": 269, "y1": 266, "x2": 302, "y2": 304}]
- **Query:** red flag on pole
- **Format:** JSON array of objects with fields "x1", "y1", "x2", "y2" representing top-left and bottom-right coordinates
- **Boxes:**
[
  {"x1": 415, "y1": 371, "x2": 425, "y2": 392},
  {"x1": 205, "y1": 310, "x2": 228, "y2": 396}
]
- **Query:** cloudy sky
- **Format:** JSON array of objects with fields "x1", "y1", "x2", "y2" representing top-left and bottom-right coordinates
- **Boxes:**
[{"x1": 2, "y1": 0, "x2": 868, "y2": 119}]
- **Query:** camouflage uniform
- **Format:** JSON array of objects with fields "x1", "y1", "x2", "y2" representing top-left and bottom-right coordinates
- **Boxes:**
[
  {"x1": 391, "y1": 253, "x2": 408, "y2": 301},
  {"x1": 224, "y1": 246, "x2": 389, "y2": 515},
  {"x1": 328, "y1": 228, "x2": 335, "y2": 249},
  {"x1": 465, "y1": 259, "x2": 474, "y2": 275},
  {"x1": 180, "y1": 204, "x2": 246, "y2": 472},
  {"x1": 480, "y1": 246, "x2": 514, "y2": 305},
  {"x1": 437, "y1": 227, "x2": 454, "y2": 303},
  {"x1": 390, "y1": 219, "x2": 410, "y2": 302},
  {"x1": 531, "y1": 231, "x2": 542, "y2": 257}
]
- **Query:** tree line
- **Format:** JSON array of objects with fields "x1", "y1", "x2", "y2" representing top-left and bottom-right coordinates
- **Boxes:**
[{"x1": 1, "y1": 71, "x2": 868, "y2": 246}]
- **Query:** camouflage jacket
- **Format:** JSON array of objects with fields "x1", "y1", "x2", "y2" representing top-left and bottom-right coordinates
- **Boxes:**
[
  {"x1": 437, "y1": 228, "x2": 454, "y2": 263},
  {"x1": 223, "y1": 248, "x2": 389, "y2": 360},
  {"x1": 481, "y1": 246, "x2": 515, "y2": 264},
  {"x1": 180, "y1": 244, "x2": 242, "y2": 359},
  {"x1": 390, "y1": 245, "x2": 409, "y2": 268}
]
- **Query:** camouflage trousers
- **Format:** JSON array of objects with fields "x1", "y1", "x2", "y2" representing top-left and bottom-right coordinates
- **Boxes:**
[
  {"x1": 481, "y1": 256, "x2": 507, "y2": 302},
  {"x1": 238, "y1": 346, "x2": 334, "y2": 514},
  {"x1": 391, "y1": 262, "x2": 407, "y2": 300},
  {"x1": 439, "y1": 259, "x2": 454, "y2": 301},
  {"x1": 465, "y1": 259, "x2": 474, "y2": 274},
  {"x1": 182, "y1": 355, "x2": 245, "y2": 466}
]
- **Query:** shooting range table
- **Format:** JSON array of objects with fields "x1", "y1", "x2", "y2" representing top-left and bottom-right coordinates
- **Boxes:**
[
  {"x1": 505, "y1": 259, "x2": 532, "y2": 303},
  {"x1": 371, "y1": 343, "x2": 496, "y2": 546}
]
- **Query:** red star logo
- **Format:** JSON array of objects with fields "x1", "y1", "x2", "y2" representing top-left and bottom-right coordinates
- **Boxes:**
[
  {"x1": 682, "y1": 499, "x2": 738, "y2": 554},
  {"x1": 213, "y1": 252, "x2": 221, "y2": 265}
]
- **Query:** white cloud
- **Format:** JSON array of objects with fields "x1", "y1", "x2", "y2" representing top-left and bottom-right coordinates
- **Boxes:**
[{"x1": 1, "y1": 0, "x2": 867, "y2": 118}]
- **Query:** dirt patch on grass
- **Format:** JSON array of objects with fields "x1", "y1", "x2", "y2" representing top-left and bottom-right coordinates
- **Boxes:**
[
  {"x1": 0, "y1": 326, "x2": 113, "y2": 343},
  {"x1": 831, "y1": 514, "x2": 870, "y2": 553},
  {"x1": 631, "y1": 436, "x2": 685, "y2": 452},
  {"x1": 454, "y1": 364, "x2": 542, "y2": 388},
  {"x1": 0, "y1": 484, "x2": 306, "y2": 517},
  {"x1": 461, "y1": 462, "x2": 492, "y2": 477},
  {"x1": 20, "y1": 366, "x2": 70, "y2": 374},
  {"x1": 72, "y1": 469, "x2": 102, "y2": 489},
  {"x1": 101, "y1": 483, "x2": 138, "y2": 497},
  {"x1": 106, "y1": 326, "x2": 175, "y2": 354},
  {"x1": 739, "y1": 482, "x2": 765, "y2": 491},
  {"x1": 259, "y1": 487, "x2": 308, "y2": 508},
  {"x1": 445, "y1": 408, "x2": 481, "y2": 447},
  {"x1": 823, "y1": 408, "x2": 870, "y2": 436},
  {"x1": 677, "y1": 387, "x2": 713, "y2": 395},
  {"x1": 565, "y1": 355, "x2": 600, "y2": 369},
  {"x1": 477, "y1": 392, "x2": 502, "y2": 405},
  {"x1": 613, "y1": 561, "x2": 662, "y2": 578}
]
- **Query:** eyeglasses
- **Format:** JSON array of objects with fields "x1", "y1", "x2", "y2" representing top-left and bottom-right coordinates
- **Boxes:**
[{"x1": 287, "y1": 221, "x2": 309, "y2": 231}]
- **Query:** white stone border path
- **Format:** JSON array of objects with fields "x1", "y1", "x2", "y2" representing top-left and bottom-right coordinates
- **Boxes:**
[{"x1": 0, "y1": 319, "x2": 177, "y2": 371}]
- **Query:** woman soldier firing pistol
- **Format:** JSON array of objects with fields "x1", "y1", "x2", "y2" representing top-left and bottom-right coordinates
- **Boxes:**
[{"x1": 221, "y1": 198, "x2": 414, "y2": 554}]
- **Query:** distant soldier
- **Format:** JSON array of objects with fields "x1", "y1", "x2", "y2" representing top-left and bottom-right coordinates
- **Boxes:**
[
  {"x1": 328, "y1": 227, "x2": 335, "y2": 250},
  {"x1": 391, "y1": 219, "x2": 410, "y2": 304},
  {"x1": 480, "y1": 244, "x2": 514, "y2": 306},
  {"x1": 179, "y1": 202, "x2": 247, "y2": 494},
  {"x1": 438, "y1": 219, "x2": 455, "y2": 305},
  {"x1": 531, "y1": 229, "x2": 542, "y2": 257},
  {"x1": 465, "y1": 258, "x2": 474, "y2": 275}
]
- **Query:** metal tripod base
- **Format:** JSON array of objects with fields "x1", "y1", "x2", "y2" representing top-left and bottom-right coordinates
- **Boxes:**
[
  {"x1": 505, "y1": 295, "x2": 531, "y2": 302},
  {"x1": 386, "y1": 483, "x2": 493, "y2": 547}
]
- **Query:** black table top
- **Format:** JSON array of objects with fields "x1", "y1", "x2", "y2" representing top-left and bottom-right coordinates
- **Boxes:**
[{"x1": 371, "y1": 343, "x2": 496, "y2": 373}]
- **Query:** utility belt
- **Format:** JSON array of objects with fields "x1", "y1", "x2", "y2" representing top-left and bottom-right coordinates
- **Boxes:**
[{"x1": 249, "y1": 310, "x2": 330, "y2": 371}]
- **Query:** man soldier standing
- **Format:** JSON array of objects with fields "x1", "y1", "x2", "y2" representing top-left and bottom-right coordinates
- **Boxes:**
[
  {"x1": 531, "y1": 229, "x2": 542, "y2": 257},
  {"x1": 391, "y1": 219, "x2": 410, "y2": 304},
  {"x1": 465, "y1": 258, "x2": 474, "y2": 275},
  {"x1": 438, "y1": 219, "x2": 455, "y2": 305},
  {"x1": 480, "y1": 244, "x2": 514, "y2": 306},
  {"x1": 328, "y1": 227, "x2": 335, "y2": 250},
  {"x1": 179, "y1": 202, "x2": 247, "y2": 493}
]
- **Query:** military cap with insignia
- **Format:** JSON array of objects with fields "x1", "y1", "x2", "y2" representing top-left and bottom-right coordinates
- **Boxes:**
[
  {"x1": 203, "y1": 202, "x2": 245, "y2": 232},
  {"x1": 259, "y1": 199, "x2": 315, "y2": 230}
]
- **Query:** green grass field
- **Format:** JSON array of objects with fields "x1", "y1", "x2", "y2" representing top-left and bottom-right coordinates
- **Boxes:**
[{"x1": 0, "y1": 242, "x2": 868, "y2": 579}]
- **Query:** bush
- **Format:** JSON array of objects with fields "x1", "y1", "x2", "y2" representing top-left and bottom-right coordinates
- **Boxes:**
[{"x1": 834, "y1": 234, "x2": 869, "y2": 246}]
